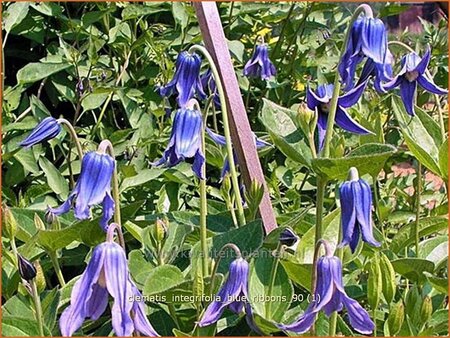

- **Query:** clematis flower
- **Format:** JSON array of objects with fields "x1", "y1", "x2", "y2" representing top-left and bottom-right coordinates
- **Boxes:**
[
  {"x1": 338, "y1": 16, "x2": 390, "y2": 91},
  {"x1": 153, "y1": 107, "x2": 205, "y2": 179},
  {"x1": 59, "y1": 223, "x2": 159, "y2": 337},
  {"x1": 19, "y1": 117, "x2": 62, "y2": 148},
  {"x1": 243, "y1": 42, "x2": 276, "y2": 80},
  {"x1": 338, "y1": 167, "x2": 381, "y2": 253},
  {"x1": 206, "y1": 127, "x2": 270, "y2": 179},
  {"x1": 17, "y1": 254, "x2": 37, "y2": 282},
  {"x1": 47, "y1": 141, "x2": 115, "y2": 231},
  {"x1": 198, "y1": 256, "x2": 260, "y2": 333},
  {"x1": 306, "y1": 81, "x2": 372, "y2": 151},
  {"x1": 383, "y1": 47, "x2": 447, "y2": 116},
  {"x1": 159, "y1": 51, "x2": 206, "y2": 107},
  {"x1": 200, "y1": 69, "x2": 220, "y2": 107},
  {"x1": 278, "y1": 241, "x2": 374, "y2": 335}
]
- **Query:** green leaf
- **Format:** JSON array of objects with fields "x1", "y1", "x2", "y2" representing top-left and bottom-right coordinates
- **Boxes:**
[
  {"x1": 390, "y1": 216, "x2": 448, "y2": 253},
  {"x1": 30, "y1": 95, "x2": 52, "y2": 119},
  {"x1": 392, "y1": 96, "x2": 443, "y2": 177},
  {"x1": 120, "y1": 168, "x2": 165, "y2": 192},
  {"x1": 379, "y1": 252, "x2": 396, "y2": 304},
  {"x1": 39, "y1": 157, "x2": 69, "y2": 199},
  {"x1": 391, "y1": 258, "x2": 435, "y2": 284},
  {"x1": 36, "y1": 218, "x2": 106, "y2": 251},
  {"x1": 17, "y1": 62, "x2": 71, "y2": 85},
  {"x1": 367, "y1": 254, "x2": 382, "y2": 309},
  {"x1": 128, "y1": 250, "x2": 155, "y2": 288},
  {"x1": 172, "y1": 2, "x2": 189, "y2": 29},
  {"x1": 311, "y1": 143, "x2": 396, "y2": 180},
  {"x1": 248, "y1": 250, "x2": 293, "y2": 321},
  {"x1": 260, "y1": 98, "x2": 312, "y2": 167},
  {"x1": 2, "y1": 316, "x2": 50, "y2": 336},
  {"x1": 279, "y1": 260, "x2": 312, "y2": 292},
  {"x1": 122, "y1": 3, "x2": 169, "y2": 20},
  {"x1": 143, "y1": 265, "x2": 184, "y2": 296},
  {"x1": 42, "y1": 288, "x2": 61, "y2": 331},
  {"x1": 14, "y1": 149, "x2": 40, "y2": 174},
  {"x1": 3, "y1": 2, "x2": 29, "y2": 33},
  {"x1": 211, "y1": 220, "x2": 264, "y2": 274},
  {"x1": 296, "y1": 208, "x2": 340, "y2": 264},
  {"x1": 81, "y1": 89, "x2": 111, "y2": 111},
  {"x1": 438, "y1": 138, "x2": 448, "y2": 180},
  {"x1": 420, "y1": 236, "x2": 448, "y2": 268}
]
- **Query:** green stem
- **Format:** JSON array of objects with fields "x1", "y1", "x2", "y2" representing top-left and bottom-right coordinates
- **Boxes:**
[
  {"x1": 168, "y1": 303, "x2": 181, "y2": 330},
  {"x1": 388, "y1": 40, "x2": 446, "y2": 137},
  {"x1": 271, "y1": 3, "x2": 296, "y2": 60},
  {"x1": 57, "y1": 118, "x2": 84, "y2": 160},
  {"x1": 199, "y1": 127, "x2": 209, "y2": 276},
  {"x1": 49, "y1": 251, "x2": 66, "y2": 286},
  {"x1": 266, "y1": 242, "x2": 282, "y2": 319},
  {"x1": 10, "y1": 237, "x2": 19, "y2": 266},
  {"x1": 321, "y1": 5, "x2": 373, "y2": 158},
  {"x1": 312, "y1": 178, "x2": 326, "y2": 281},
  {"x1": 189, "y1": 45, "x2": 246, "y2": 227},
  {"x1": 30, "y1": 279, "x2": 45, "y2": 336},
  {"x1": 372, "y1": 177, "x2": 387, "y2": 244},
  {"x1": 99, "y1": 141, "x2": 124, "y2": 248},
  {"x1": 415, "y1": 162, "x2": 422, "y2": 257}
]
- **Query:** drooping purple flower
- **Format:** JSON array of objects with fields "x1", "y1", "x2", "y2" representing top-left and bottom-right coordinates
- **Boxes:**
[
  {"x1": 158, "y1": 51, "x2": 206, "y2": 107},
  {"x1": 383, "y1": 47, "x2": 447, "y2": 116},
  {"x1": 338, "y1": 16, "x2": 391, "y2": 91},
  {"x1": 19, "y1": 117, "x2": 62, "y2": 148},
  {"x1": 306, "y1": 81, "x2": 372, "y2": 151},
  {"x1": 198, "y1": 256, "x2": 260, "y2": 333},
  {"x1": 47, "y1": 142, "x2": 115, "y2": 231},
  {"x1": 200, "y1": 69, "x2": 220, "y2": 107},
  {"x1": 153, "y1": 107, "x2": 205, "y2": 179},
  {"x1": 277, "y1": 242, "x2": 375, "y2": 335},
  {"x1": 243, "y1": 43, "x2": 276, "y2": 80},
  {"x1": 59, "y1": 224, "x2": 159, "y2": 337},
  {"x1": 206, "y1": 127, "x2": 270, "y2": 179},
  {"x1": 338, "y1": 167, "x2": 381, "y2": 253}
]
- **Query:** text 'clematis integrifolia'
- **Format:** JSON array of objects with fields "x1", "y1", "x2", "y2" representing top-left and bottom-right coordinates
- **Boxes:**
[
  {"x1": 60, "y1": 223, "x2": 159, "y2": 337},
  {"x1": 306, "y1": 81, "x2": 372, "y2": 151},
  {"x1": 153, "y1": 105, "x2": 205, "y2": 179},
  {"x1": 278, "y1": 240, "x2": 375, "y2": 335},
  {"x1": 244, "y1": 41, "x2": 276, "y2": 80},
  {"x1": 338, "y1": 167, "x2": 381, "y2": 253},
  {"x1": 159, "y1": 51, "x2": 206, "y2": 107},
  {"x1": 339, "y1": 16, "x2": 391, "y2": 91},
  {"x1": 19, "y1": 117, "x2": 62, "y2": 148},
  {"x1": 383, "y1": 47, "x2": 447, "y2": 116},
  {"x1": 47, "y1": 140, "x2": 115, "y2": 231}
]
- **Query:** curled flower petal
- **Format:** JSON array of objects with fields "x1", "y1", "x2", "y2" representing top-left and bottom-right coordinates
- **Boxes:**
[{"x1": 244, "y1": 43, "x2": 276, "y2": 80}]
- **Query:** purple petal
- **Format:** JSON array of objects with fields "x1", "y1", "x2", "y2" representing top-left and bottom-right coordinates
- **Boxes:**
[
  {"x1": 192, "y1": 150, "x2": 205, "y2": 180},
  {"x1": 48, "y1": 192, "x2": 76, "y2": 217},
  {"x1": 103, "y1": 242, "x2": 134, "y2": 336},
  {"x1": 399, "y1": 80, "x2": 417, "y2": 116},
  {"x1": 338, "y1": 81, "x2": 367, "y2": 108},
  {"x1": 417, "y1": 75, "x2": 447, "y2": 95},
  {"x1": 85, "y1": 283, "x2": 109, "y2": 320},
  {"x1": 174, "y1": 109, "x2": 202, "y2": 158},
  {"x1": 277, "y1": 308, "x2": 318, "y2": 334},
  {"x1": 206, "y1": 127, "x2": 227, "y2": 146},
  {"x1": 19, "y1": 117, "x2": 62, "y2": 148},
  {"x1": 59, "y1": 244, "x2": 106, "y2": 336},
  {"x1": 383, "y1": 75, "x2": 402, "y2": 91},
  {"x1": 100, "y1": 192, "x2": 115, "y2": 231},
  {"x1": 335, "y1": 106, "x2": 372, "y2": 135},
  {"x1": 338, "y1": 182, "x2": 357, "y2": 249},
  {"x1": 130, "y1": 282, "x2": 159, "y2": 336},
  {"x1": 355, "y1": 180, "x2": 381, "y2": 248},
  {"x1": 317, "y1": 111, "x2": 327, "y2": 152},
  {"x1": 414, "y1": 47, "x2": 431, "y2": 75},
  {"x1": 342, "y1": 296, "x2": 375, "y2": 334},
  {"x1": 306, "y1": 86, "x2": 328, "y2": 111}
]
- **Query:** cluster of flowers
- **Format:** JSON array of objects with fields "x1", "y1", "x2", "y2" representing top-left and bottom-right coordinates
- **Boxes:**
[{"x1": 17, "y1": 9, "x2": 446, "y2": 337}]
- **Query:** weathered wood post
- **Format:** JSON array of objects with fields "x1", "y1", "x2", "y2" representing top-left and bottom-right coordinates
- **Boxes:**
[{"x1": 194, "y1": 2, "x2": 277, "y2": 233}]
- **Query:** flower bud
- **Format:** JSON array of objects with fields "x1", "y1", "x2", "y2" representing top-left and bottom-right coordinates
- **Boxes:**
[
  {"x1": 34, "y1": 213, "x2": 46, "y2": 231},
  {"x1": 155, "y1": 218, "x2": 168, "y2": 243},
  {"x1": 387, "y1": 301, "x2": 404, "y2": 336},
  {"x1": 279, "y1": 227, "x2": 299, "y2": 247},
  {"x1": 3, "y1": 205, "x2": 18, "y2": 239},
  {"x1": 420, "y1": 296, "x2": 433, "y2": 324},
  {"x1": 296, "y1": 102, "x2": 316, "y2": 135},
  {"x1": 34, "y1": 261, "x2": 47, "y2": 293},
  {"x1": 18, "y1": 255, "x2": 37, "y2": 282}
]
